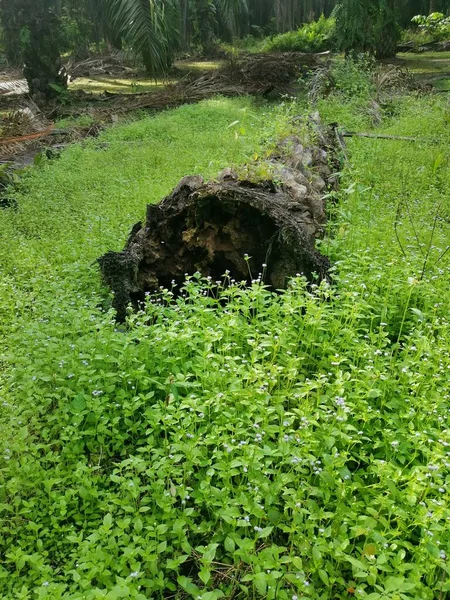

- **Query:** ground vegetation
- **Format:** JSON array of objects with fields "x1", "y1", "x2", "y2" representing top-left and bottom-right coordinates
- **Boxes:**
[{"x1": 1, "y1": 48, "x2": 450, "y2": 598}]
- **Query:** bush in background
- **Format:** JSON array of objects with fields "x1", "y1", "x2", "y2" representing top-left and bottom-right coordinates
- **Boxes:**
[
  {"x1": 264, "y1": 15, "x2": 335, "y2": 53},
  {"x1": 402, "y1": 12, "x2": 450, "y2": 46}
]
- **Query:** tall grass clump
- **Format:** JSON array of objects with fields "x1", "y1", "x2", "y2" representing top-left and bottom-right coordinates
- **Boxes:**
[
  {"x1": 264, "y1": 16, "x2": 336, "y2": 54},
  {"x1": 0, "y1": 88, "x2": 450, "y2": 599}
]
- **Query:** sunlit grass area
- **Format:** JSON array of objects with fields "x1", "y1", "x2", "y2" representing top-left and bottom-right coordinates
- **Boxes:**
[
  {"x1": 70, "y1": 76, "x2": 171, "y2": 94},
  {"x1": 68, "y1": 60, "x2": 223, "y2": 94}
]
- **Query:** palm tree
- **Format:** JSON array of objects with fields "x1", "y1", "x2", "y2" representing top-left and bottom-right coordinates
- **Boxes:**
[
  {"x1": 334, "y1": 0, "x2": 403, "y2": 58},
  {"x1": 0, "y1": 0, "x2": 68, "y2": 100},
  {"x1": 0, "y1": 0, "x2": 22, "y2": 65},
  {"x1": 105, "y1": 0, "x2": 178, "y2": 74},
  {"x1": 333, "y1": 0, "x2": 373, "y2": 54},
  {"x1": 215, "y1": 0, "x2": 249, "y2": 39}
]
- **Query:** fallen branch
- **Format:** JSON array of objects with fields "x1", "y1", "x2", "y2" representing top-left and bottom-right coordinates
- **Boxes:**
[
  {"x1": 0, "y1": 123, "x2": 54, "y2": 145},
  {"x1": 342, "y1": 131, "x2": 439, "y2": 144}
]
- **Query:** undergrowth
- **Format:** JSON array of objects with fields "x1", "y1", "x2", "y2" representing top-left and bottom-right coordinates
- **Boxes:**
[
  {"x1": 263, "y1": 16, "x2": 335, "y2": 54},
  {"x1": 402, "y1": 12, "x2": 450, "y2": 47},
  {"x1": 1, "y1": 81, "x2": 450, "y2": 600}
]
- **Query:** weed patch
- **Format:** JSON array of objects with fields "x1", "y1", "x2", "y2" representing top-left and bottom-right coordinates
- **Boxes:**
[{"x1": 0, "y1": 90, "x2": 450, "y2": 600}]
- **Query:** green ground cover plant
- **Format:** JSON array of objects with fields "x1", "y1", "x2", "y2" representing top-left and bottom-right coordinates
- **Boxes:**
[{"x1": 1, "y1": 80, "x2": 450, "y2": 599}]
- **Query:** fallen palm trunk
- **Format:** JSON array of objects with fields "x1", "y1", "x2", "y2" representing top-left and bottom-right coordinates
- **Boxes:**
[
  {"x1": 99, "y1": 114, "x2": 339, "y2": 321},
  {"x1": 397, "y1": 40, "x2": 450, "y2": 53}
]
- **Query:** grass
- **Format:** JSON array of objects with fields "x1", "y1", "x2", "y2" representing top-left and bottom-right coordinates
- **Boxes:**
[
  {"x1": 1, "y1": 78, "x2": 450, "y2": 599},
  {"x1": 70, "y1": 76, "x2": 169, "y2": 94},
  {"x1": 69, "y1": 60, "x2": 223, "y2": 95},
  {"x1": 396, "y1": 52, "x2": 450, "y2": 89}
]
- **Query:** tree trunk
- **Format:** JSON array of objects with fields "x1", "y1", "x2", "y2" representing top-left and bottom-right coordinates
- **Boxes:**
[
  {"x1": 98, "y1": 115, "x2": 340, "y2": 321},
  {"x1": 192, "y1": 0, "x2": 217, "y2": 54},
  {"x1": 22, "y1": 4, "x2": 68, "y2": 103},
  {"x1": 0, "y1": 1, "x2": 25, "y2": 65},
  {"x1": 430, "y1": 0, "x2": 442, "y2": 12},
  {"x1": 375, "y1": 0, "x2": 399, "y2": 59}
]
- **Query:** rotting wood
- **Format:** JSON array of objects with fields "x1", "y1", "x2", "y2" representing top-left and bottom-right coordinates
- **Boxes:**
[{"x1": 98, "y1": 113, "x2": 340, "y2": 321}]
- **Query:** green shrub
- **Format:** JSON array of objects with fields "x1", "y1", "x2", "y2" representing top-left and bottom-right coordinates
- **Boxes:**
[
  {"x1": 330, "y1": 54, "x2": 375, "y2": 99},
  {"x1": 402, "y1": 12, "x2": 450, "y2": 46},
  {"x1": 264, "y1": 15, "x2": 335, "y2": 54},
  {"x1": 307, "y1": 54, "x2": 376, "y2": 104},
  {"x1": 412, "y1": 12, "x2": 450, "y2": 40}
]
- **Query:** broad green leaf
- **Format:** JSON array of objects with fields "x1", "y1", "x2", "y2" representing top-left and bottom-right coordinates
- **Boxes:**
[
  {"x1": 224, "y1": 537, "x2": 235, "y2": 553},
  {"x1": 71, "y1": 394, "x2": 86, "y2": 413},
  {"x1": 253, "y1": 572, "x2": 267, "y2": 595},
  {"x1": 319, "y1": 569, "x2": 329, "y2": 585},
  {"x1": 199, "y1": 567, "x2": 211, "y2": 585},
  {"x1": 103, "y1": 513, "x2": 113, "y2": 529}
]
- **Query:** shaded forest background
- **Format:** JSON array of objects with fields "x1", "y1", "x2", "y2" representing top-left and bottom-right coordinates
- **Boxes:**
[{"x1": 1, "y1": 0, "x2": 450, "y2": 101}]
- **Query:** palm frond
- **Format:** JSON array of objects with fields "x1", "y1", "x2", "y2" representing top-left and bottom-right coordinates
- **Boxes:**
[
  {"x1": 106, "y1": 0, "x2": 176, "y2": 74},
  {"x1": 215, "y1": 0, "x2": 249, "y2": 36}
]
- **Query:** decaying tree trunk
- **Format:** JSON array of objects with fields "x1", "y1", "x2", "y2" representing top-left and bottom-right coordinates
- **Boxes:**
[{"x1": 99, "y1": 114, "x2": 340, "y2": 321}]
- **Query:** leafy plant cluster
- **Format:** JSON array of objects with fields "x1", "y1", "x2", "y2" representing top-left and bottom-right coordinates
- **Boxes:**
[
  {"x1": 306, "y1": 54, "x2": 377, "y2": 105},
  {"x1": 1, "y1": 87, "x2": 450, "y2": 599},
  {"x1": 263, "y1": 16, "x2": 336, "y2": 54},
  {"x1": 405, "y1": 12, "x2": 450, "y2": 44}
]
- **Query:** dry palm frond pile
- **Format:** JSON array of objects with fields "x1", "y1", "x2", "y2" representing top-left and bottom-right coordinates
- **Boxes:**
[
  {"x1": 0, "y1": 101, "x2": 52, "y2": 160},
  {"x1": 102, "y1": 52, "x2": 327, "y2": 115},
  {"x1": 0, "y1": 101, "x2": 103, "y2": 162},
  {"x1": 373, "y1": 64, "x2": 421, "y2": 95},
  {"x1": 66, "y1": 52, "x2": 136, "y2": 79},
  {"x1": 0, "y1": 79, "x2": 29, "y2": 96}
]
